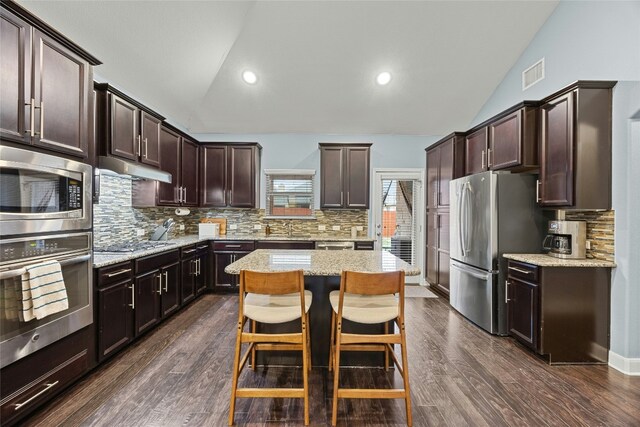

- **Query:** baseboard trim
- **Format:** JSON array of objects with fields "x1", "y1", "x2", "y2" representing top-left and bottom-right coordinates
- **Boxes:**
[{"x1": 608, "y1": 350, "x2": 640, "y2": 376}]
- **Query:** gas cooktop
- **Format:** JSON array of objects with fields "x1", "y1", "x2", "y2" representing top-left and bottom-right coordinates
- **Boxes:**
[{"x1": 94, "y1": 241, "x2": 177, "y2": 254}]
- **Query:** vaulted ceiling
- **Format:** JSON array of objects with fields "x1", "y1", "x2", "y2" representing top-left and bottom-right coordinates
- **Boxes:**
[{"x1": 18, "y1": 1, "x2": 558, "y2": 136}]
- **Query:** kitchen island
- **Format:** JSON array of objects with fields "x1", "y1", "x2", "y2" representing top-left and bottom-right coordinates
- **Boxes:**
[{"x1": 225, "y1": 249, "x2": 420, "y2": 366}]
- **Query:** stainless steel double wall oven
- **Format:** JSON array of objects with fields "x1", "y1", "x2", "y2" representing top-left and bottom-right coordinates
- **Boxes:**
[{"x1": 0, "y1": 145, "x2": 93, "y2": 368}]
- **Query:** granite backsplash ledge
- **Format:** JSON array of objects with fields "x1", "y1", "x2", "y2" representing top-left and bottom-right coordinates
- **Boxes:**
[{"x1": 93, "y1": 173, "x2": 368, "y2": 248}]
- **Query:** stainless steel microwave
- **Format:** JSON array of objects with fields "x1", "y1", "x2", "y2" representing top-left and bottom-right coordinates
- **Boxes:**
[{"x1": 0, "y1": 146, "x2": 92, "y2": 236}]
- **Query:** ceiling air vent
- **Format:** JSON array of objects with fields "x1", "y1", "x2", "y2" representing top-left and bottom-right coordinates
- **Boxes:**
[{"x1": 522, "y1": 58, "x2": 545, "y2": 91}]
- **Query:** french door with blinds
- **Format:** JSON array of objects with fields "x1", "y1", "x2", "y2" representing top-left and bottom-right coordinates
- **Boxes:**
[{"x1": 372, "y1": 170, "x2": 424, "y2": 284}]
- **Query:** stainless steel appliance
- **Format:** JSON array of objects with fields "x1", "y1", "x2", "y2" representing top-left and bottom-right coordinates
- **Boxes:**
[
  {"x1": 315, "y1": 241, "x2": 355, "y2": 250},
  {"x1": 0, "y1": 146, "x2": 92, "y2": 236},
  {"x1": 0, "y1": 232, "x2": 93, "y2": 368},
  {"x1": 542, "y1": 220, "x2": 587, "y2": 259},
  {"x1": 449, "y1": 171, "x2": 545, "y2": 335}
]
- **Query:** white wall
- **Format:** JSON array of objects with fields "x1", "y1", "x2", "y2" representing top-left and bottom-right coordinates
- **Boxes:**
[
  {"x1": 469, "y1": 1, "x2": 640, "y2": 366},
  {"x1": 191, "y1": 133, "x2": 438, "y2": 209}
]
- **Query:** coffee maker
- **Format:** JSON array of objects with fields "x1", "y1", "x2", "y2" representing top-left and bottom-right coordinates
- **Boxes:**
[{"x1": 543, "y1": 220, "x2": 587, "y2": 259}]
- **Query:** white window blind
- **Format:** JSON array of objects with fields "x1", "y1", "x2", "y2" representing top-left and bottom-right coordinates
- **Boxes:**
[{"x1": 265, "y1": 169, "x2": 315, "y2": 218}]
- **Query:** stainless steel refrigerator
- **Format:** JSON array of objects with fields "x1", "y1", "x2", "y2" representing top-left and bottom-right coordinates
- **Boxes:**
[{"x1": 449, "y1": 171, "x2": 545, "y2": 335}]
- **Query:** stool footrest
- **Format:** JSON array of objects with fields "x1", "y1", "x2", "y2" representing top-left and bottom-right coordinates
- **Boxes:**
[
  {"x1": 254, "y1": 343, "x2": 304, "y2": 351},
  {"x1": 340, "y1": 333, "x2": 401, "y2": 344},
  {"x1": 337, "y1": 389, "x2": 407, "y2": 399},
  {"x1": 242, "y1": 332, "x2": 303, "y2": 343},
  {"x1": 236, "y1": 388, "x2": 305, "y2": 398}
]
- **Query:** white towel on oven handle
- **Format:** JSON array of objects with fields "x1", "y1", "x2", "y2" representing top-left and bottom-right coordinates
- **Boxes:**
[{"x1": 21, "y1": 260, "x2": 69, "y2": 321}]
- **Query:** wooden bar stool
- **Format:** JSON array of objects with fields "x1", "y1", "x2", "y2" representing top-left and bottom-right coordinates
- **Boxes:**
[
  {"x1": 329, "y1": 270, "x2": 412, "y2": 426},
  {"x1": 228, "y1": 270, "x2": 312, "y2": 425}
]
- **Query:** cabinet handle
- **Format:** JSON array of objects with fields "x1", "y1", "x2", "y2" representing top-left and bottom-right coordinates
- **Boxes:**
[
  {"x1": 481, "y1": 150, "x2": 486, "y2": 170},
  {"x1": 197, "y1": 259, "x2": 201, "y2": 275},
  {"x1": 183, "y1": 249, "x2": 196, "y2": 254},
  {"x1": 13, "y1": 381, "x2": 59, "y2": 410},
  {"x1": 157, "y1": 274, "x2": 162, "y2": 295},
  {"x1": 226, "y1": 245, "x2": 241, "y2": 249},
  {"x1": 508, "y1": 266, "x2": 533, "y2": 275},
  {"x1": 433, "y1": 188, "x2": 437, "y2": 207},
  {"x1": 505, "y1": 280, "x2": 510, "y2": 304},
  {"x1": 340, "y1": 191, "x2": 344, "y2": 206},
  {"x1": 487, "y1": 148, "x2": 492, "y2": 168},
  {"x1": 536, "y1": 179, "x2": 541, "y2": 202},
  {"x1": 143, "y1": 138, "x2": 148, "y2": 159},
  {"x1": 197, "y1": 245, "x2": 208, "y2": 250},
  {"x1": 106, "y1": 268, "x2": 132, "y2": 277},
  {"x1": 137, "y1": 135, "x2": 141, "y2": 156},
  {"x1": 25, "y1": 99, "x2": 35, "y2": 137},
  {"x1": 38, "y1": 101, "x2": 44, "y2": 138},
  {"x1": 182, "y1": 187, "x2": 186, "y2": 203},
  {"x1": 129, "y1": 284, "x2": 135, "y2": 309},
  {"x1": 163, "y1": 271, "x2": 168, "y2": 292}
]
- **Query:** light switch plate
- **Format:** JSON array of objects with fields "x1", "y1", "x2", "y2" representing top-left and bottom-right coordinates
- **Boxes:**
[
  {"x1": 229, "y1": 224, "x2": 238, "y2": 230},
  {"x1": 332, "y1": 225, "x2": 341, "y2": 231},
  {"x1": 585, "y1": 240, "x2": 591, "y2": 250},
  {"x1": 136, "y1": 229, "x2": 145, "y2": 237},
  {"x1": 254, "y1": 224, "x2": 262, "y2": 230},
  {"x1": 179, "y1": 224, "x2": 185, "y2": 231},
  {"x1": 318, "y1": 225, "x2": 326, "y2": 231},
  {"x1": 356, "y1": 226, "x2": 364, "y2": 231}
]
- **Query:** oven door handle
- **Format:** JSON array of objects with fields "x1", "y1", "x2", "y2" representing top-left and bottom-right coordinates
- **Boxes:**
[{"x1": 0, "y1": 253, "x2": 91, "y2": 280}]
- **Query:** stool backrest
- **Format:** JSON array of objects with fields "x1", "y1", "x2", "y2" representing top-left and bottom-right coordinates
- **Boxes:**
[
  {"x1": 240, "y1": 270, "x2": 304, "y2": 295},
  {"x1": 342, "y1": 270, "x2": 405, "y2": 296}
]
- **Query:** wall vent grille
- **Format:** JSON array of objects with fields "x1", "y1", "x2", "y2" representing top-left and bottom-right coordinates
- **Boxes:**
[{"x1": 522, "y1": 58, "x2": 545, "y2": 90}]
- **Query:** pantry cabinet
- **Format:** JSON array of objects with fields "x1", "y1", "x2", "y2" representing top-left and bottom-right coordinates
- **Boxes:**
[
  {"x1": 319, "y1": 143, "x2": 371, "y2": 209},
  {"x1": 426, "y1": 133, "x2": 464, "y2": 209},
  {"x1": 0, "y1": 3, "x2": 99, "y2": 158}
]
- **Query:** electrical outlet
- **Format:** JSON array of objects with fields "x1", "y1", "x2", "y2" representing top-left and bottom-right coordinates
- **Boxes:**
[
  {"x1": 585, "y1": 240, "x2": 591, "y2": 250},
  {"x1": 229, "y1": 224, "x2": 238, "y2": 230},
  {"x1": 318, "y1": 225, "x2": 326, "y2": 231},
  {"x1": 179, "y1": 224, "x2": 185, "y2": 231},
  {"x1": 332, "y1": 225, "x2": 340, "y2": 231},
  {"x1": 136, "y1": 229, "x2": 145, "y2": 237},
  {"x1": 356, "y1": 226, "x2": 364, "y2": 231},
  {"x1": 254, "y1": 224, "x2": 262, "y2": 230}
]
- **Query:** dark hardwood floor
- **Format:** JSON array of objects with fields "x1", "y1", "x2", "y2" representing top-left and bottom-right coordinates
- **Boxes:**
[{"x1": 23, "y1": 294, "x2": 640, "y2": 426}]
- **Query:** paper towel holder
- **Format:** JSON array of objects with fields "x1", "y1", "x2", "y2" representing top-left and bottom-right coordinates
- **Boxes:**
[{"x1": 175, "y1": 208, "x2": 190, "y2": 216}]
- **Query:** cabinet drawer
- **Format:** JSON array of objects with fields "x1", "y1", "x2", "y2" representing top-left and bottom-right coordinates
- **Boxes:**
[
  {"x1": 213, "y1": 241, "x2": 255, "y2": 251},
  {"x1": 507, "y1": 260, "x2": 539, "y2": 283},
  {"x1": 135, "y1": 249, "x2": 180, "y2": 273},
  {"x1": 255, "y1": 241, "x2": 316, "y2": 250},
  {"x1": 1, "y1": 350, "x2": 88, "y2": 424},
  {"x1": 181, "y1": 244, "x2": 197, "y2": 257},
  {"x1": 96, "y1": 261, "x2": 133, "y2": 287},
  {"x1": 195, "y1": 243, "x2": 210, "y2": 253}
]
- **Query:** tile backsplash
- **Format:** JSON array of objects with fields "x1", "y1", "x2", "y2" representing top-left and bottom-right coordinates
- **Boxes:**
[
  {"x1": 93, "y1": 173, "x2": 368, "y2": 248},
  {"x1": 564, "y1": 210, "x2": 615, "y2": 262}
]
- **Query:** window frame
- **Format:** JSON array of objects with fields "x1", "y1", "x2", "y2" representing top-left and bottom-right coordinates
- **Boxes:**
[{"x1": 264, "y1": 169, "x2": 316, "y2": 220}]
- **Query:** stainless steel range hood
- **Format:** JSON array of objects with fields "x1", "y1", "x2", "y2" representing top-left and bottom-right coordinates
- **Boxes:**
[{"x1": 98, "y1": 156, "x2": 172, "y2": 183}]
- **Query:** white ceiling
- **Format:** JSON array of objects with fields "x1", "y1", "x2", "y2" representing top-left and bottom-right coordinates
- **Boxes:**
[{"x1": 19, "y1": 0, "x2": 558, "y2": 136}]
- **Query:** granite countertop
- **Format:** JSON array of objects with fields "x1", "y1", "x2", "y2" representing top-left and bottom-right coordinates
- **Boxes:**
[
  {"x1": 224, "y1": 249, "x2": 421, "y2": 276},
  {"x1": 503, "y1": 253, "x2": 616, "y2": 268},
  {"x1": 93, "y1": 234, "x2": 376, "y2": 268}
]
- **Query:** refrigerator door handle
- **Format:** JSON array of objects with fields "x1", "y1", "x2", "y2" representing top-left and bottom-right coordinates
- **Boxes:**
[
  {"x1": 461, "y1": 182, "x2": 470, "y2": 256},
  {"x1": 451, "y1": 260, "x2": 491, "y2": 280},
  {"x1": 457, "y1": 183, "x2": 466, "y2": 257}
]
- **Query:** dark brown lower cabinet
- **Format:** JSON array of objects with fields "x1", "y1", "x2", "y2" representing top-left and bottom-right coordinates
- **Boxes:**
[
  {"x1": 0, "y1": 327, "x2": 92, "y2": 427},
  {"x1": 195, "y1": 244, "x2": 209, "y2": 295},
  {"x1": 181, "y1": 256, "x2": 197, "y2": 304},
  {"x1": 98, "y1": 278, "x2": 134, "y2": 360},
  {"x1": 134, "y1": 270, "x2": 161, "y2": 336},
  {"x1": 506, "y1": 260, "x2": 611, "y2": 364},
  {"x1": 426, "y1": 210, "x2": 450, "y2": 298},
  {"x1": 213, "y1": 241, "x2": 255, "y2": 292},
  {"x1": 160, "y1": 261, "x2": 180, "y2": 317}
]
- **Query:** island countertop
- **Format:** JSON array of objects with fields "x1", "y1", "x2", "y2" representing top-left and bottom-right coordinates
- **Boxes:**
[{"x1": 224, "y1": 249, "x2": 421, "y2": 276}]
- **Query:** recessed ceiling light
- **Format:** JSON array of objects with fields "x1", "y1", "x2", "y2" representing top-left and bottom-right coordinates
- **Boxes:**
[
  {"x1": 242, "y1": 70, "x2": 257, "y2": 85},
  {"x1": 376, "y1": 71, "x2": 392, "y2": 86}
]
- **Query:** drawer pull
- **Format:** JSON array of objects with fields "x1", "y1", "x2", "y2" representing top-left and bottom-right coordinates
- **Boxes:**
[
  {"x1": 225, "y1": 245, "x2": 242, "y2": 248},
  {"x1": 508, "y1": 266, "x2": 533, "y2": 275},
  {"x1": 105, "y1": 268, "x2": 132, "y2": 278},
  {"x1": 183, "y1": 249, "x2": 196, "y2": 254},
  {"x1": 197, "y1": 245, "x2": 208, "y2": 250},
  {"x1": 14, "y1": 381, "x2": 59, "y2": 410}
]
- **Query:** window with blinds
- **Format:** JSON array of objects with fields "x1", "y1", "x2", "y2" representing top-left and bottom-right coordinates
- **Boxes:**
[{"x1": 265, "y1": 169, "x2": 315, "y2": 218}]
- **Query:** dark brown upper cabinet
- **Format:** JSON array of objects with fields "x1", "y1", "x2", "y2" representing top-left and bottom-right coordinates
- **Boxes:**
[
  {"x1": 94, "y1": 82, "x2": 164, "y2": 167},
  {"x1": 319, "y1": 143, "x2": 371, "y2": 209},
  {"x1": 538, "y1": 81, "x2": 614, "y2": 209},
  {"x1": 1, "y1": 3, "x2": 100, "y2": 158},
  {"x1": 464, "y1": 127, "x2": 488, "y2": 175},
  {"x1": 426, "y1": 133, "x2": 465, "y2": 209},
  {"x1": 156, "y1": 125, "x2": 199, "y2": 207},
  {"x1": 200, "y1": 143, "x2": 261, "y2": 208},
  {"x1": 464, "y1": 102, "x2": 539, "y2": 176},
  {"x1": 488, "y1": 105, "x2": 538, "y2": 171}
]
